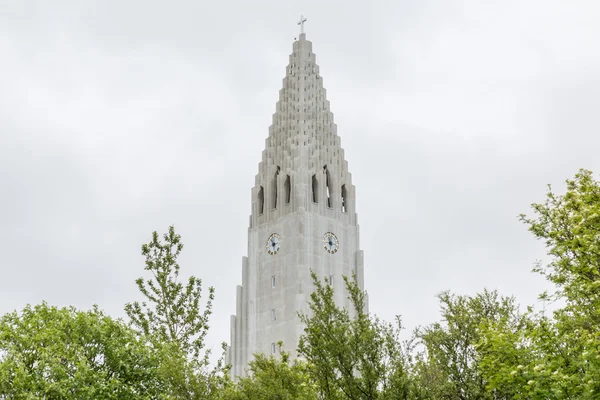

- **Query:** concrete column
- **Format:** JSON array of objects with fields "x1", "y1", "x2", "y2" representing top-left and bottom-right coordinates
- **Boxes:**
[
  {"x1": 229, "y1": 315, "x2": 236, "y2": 374},
  {"x1": 241, "y1": 257, "x2": 249, "y2": 369},
  {"x1": 235, "y1": 285, "x2": 243, "y2": 376}
]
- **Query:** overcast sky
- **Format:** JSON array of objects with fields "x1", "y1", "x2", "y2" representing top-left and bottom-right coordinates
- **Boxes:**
[{"x1": 1, "y1": 0, "x2": 600, "y2": 359}]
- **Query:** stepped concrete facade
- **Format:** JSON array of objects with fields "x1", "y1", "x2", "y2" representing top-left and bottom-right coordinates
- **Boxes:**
[{"x1": 226, "y1": 33, "x2": 367, "y2": 378}]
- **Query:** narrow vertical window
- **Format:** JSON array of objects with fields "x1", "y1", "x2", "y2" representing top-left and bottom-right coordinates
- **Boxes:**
[
  {"x1": 341, "y1": 184, "x2": 347, "y2": 213},
  {"x1": 271, "y1": 309, "x2": 276, "y2": 321},
  {"x1": 271, "y1": 275, "x2": 276, "y2": 288},
  {"x1": 324, "y1": 165, "x2": 332, "y2": 208},
  {"x1": 312, "y1": 174, "x2": 318, "y2": 203},
  {"x1": 271, "y1": 342, "x2": 276, "y2": 354},
  {"x1": 258, "y1": 186, "x2": 264, "y2": 215},
  {"x1": 329, "y1": 275, "x2": 333, "y2": 285},
  {"x1": 284, "y1": 175, "x2": 291, "y2": 204},
  {"x1": 272, "y1": 167, "x2": 280, "y2": 209}
]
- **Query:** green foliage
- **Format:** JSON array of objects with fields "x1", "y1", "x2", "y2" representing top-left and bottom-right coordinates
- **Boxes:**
[
  {"x1": 520, "y1": 168, "x2": 600, "y2": 321},
  {"x1": 125, "y1": 225, "x2": 224, "y2": 399},
  {"x1": 413, "y1": 290, "x2": 521, "y2": 399},
  {"x1": 477, "y1": 169, "x2": 600, "y2": 399},
  {"x1": 125, "y1": 225, "x2": 215, "y2": 359},
  {"x1": 477, "y1": 312, "x2": 600, "y2": 399},
  {"x1": 298, "y1": 272, "x2": 413, "y2": 400},
  {"x1": 221, "y1": 343, "x2": 317, "y2": 400},
  {"x1": 0, "y1": 303, "x2": 162, "y2": 399}
]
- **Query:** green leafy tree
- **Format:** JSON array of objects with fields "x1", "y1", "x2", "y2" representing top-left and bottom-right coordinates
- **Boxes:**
[
  {"x1": 478, "y1": 169, "x2": 600, "y2": 398},
  {"x1": 125, "y1": 225, "x2": 225, "y2": 399},
  {"x1": 0, "y1": 303, "x2": 162, "y2": 399},
  {"x1": 298, "y1": 272, "x2": 413, "y2": 400},
  {"x1": 412, "y1": 290, "x2": 521, "y2": 400},
  {"x1": 220, "y1": 343, "x2": 317, "y2": 400},
  {"x1": 477, "y1": 311, "x2": 581, "y2": 399},
  {"x1": 521, "y1": 168, "x2": 600, "y2": 323}
]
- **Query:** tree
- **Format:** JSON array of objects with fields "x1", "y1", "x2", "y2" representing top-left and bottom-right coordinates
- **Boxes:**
[
  {"x1": 412, "y1": 289, "x2": 521, "y2": 400},
  {"x1": 477, "y1": 311, "x2": 572, "y2": 399},
  {"x1": 0, "y1": 303, "x2": 162, "y2": 399},
  {"x1": 220, "y1": 343, "x2": 317, "y2": 400},
  {"x1": 298, "y1": 272, "x2": 413, "y2": 400},
  {"x1": 520, "y1": 168, "x2": 600, "y2": 323},
  {"x1": 477, "y1": 169, "x2": 600, "y2": 399},
  {"x1": 124, "y1": 225, "x2": 225, "y2": 399}
]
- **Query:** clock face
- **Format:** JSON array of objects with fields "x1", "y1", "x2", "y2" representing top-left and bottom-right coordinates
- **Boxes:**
[
  {"x1": 266, "y1": 233, "x2": 281, "y2": 255},
  {"x1": 323, "y1": 232, "x2": 339, "y2": 254}
]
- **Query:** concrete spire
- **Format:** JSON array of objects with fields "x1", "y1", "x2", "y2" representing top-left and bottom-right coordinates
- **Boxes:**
[
  {"x1": 226, "y1": 33, "x2": 365, "y2": 379},
  {"x1": 250, "y1": 32, "x2": 355, "y2": 224}
]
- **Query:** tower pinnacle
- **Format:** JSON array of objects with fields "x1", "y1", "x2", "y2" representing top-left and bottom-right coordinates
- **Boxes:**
[
  {"x1": 226, "y1": 33, "x2": 365, "y2": 379},
  {"x1": 297, "y1": 15, "x2": 307, "y2": 34}
]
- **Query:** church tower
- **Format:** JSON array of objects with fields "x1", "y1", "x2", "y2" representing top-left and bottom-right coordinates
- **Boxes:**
[{"x1": 226, "y1": 27, "x2": 366, "y2": 378}]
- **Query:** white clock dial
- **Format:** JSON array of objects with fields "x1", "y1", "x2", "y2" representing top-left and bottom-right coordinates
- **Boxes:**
[
  {"x1": 266, "y1": 233, "x2": 281, "y2": 255},
  {"x1": 323, "y1": 232, "x2": 339, "y2": 254}
]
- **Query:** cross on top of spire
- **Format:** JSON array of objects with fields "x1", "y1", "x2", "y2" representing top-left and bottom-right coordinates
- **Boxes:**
[{"x1": 297, "y1": 15, "x2": 307, "y2": 34}]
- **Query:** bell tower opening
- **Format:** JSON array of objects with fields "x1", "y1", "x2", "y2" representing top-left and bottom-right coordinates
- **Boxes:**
[
  {"x1": 284, "y1": 175, "x2": 291, "y2": 204},
  {"x1": 324, "y1": 165, "x2": 332, "y2": 208},
  {"x1": 341, "y1": 184, "x2": 347, "y2": 213},
  {"x1": 312, "y1": 174, "x2": 318, "y2": 203},
  {"x1": 272, "y1": 167, "x2": 280, "y2": 209},
  {"x1": 258, "y1": 186, "x2": 264, "y2": 214}
]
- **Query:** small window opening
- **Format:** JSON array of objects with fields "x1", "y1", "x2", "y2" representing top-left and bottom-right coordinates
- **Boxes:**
[
  {"x1": 271, "y1": 275, "x2": 276, "y2": 288},
  {"x1": 271, "y1": 309, "x2": 276, "y2": 321},
  {"x1": 284, "y1": 175, "x2": 291, "y2": 204},
  {"x1": 329, "y1": 275, "x2": 333, "y2": 285},
  {"x1": 312, "y1": 174, "x2": 318, "y2": 203},
  {"x1": 341, "y1": 184, "x2": 347, "y2": 213},
  {"x1": 272, "y1": 167, "x2": 280, "y2": 209},
  {"x1": 324, "y1": 165, "x2": 332, "y2": 208},
  {"x1": 271, "y1": 342, "x2": 276, "y2": 354},
  {"x1": 258, "y1": 186, "x2": 264, "y2": 214}
]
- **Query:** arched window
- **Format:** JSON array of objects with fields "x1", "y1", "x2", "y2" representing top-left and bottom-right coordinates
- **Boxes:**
[
  {"x1": 324, "y1": 165, "x2": 332, "y2": 208},
  {"x1": 272, "y1": 167, "x2": 280, "y2": 209},
  {"x1": 284, "y1": 175, "x2": 291, "y2": 204},
  {"x1": 258, "y1": 186, "x2": 264, "y2": 214},
  {"x1": 341, "y1": 184, "x2": 347, "y2": 213},
  {"x1": 312, "y1": 174, "x2": 318, "y2": 203}
]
